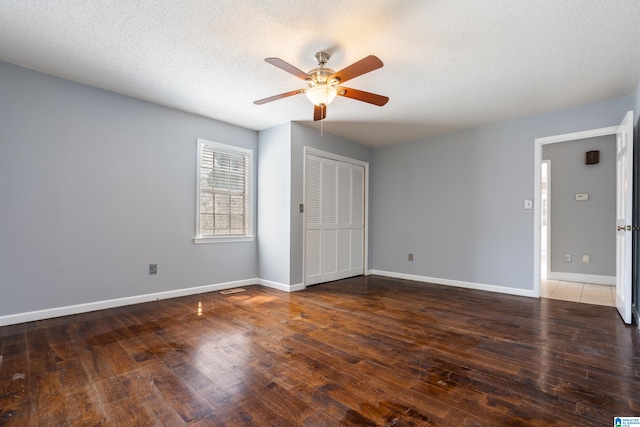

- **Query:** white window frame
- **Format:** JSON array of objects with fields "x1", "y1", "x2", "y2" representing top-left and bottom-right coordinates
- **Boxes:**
[{"x1": 194, "y1": 138, "x2": 254, "y2": 244}]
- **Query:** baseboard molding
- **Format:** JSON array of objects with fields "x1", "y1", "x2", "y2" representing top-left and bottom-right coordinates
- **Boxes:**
[
  {"x1": 0, "y1": 278, "x2": 259, "y2": 327},
  {"x1": 290, "y1": 282, "x2": 306, "y2": 292},
  {"x1": 0, "y1": 277, "x2": 309, "y2": 327},
  {"x1": 369, "y1": 270, "x2": 537, "y2": 298},
  {"x1": 257, "y1": 279, "x2": 305, "y2": 293},
  {"x1": 547, "y1": 272, "x2": 615, "y2": 285},
  {"x1": 0, "y1": 270, "x2": 543, "y2": 327}
]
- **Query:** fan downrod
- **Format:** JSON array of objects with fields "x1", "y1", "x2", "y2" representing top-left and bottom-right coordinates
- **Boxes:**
[{"x1": 314, "y1": 51, "x2": 330, "y2": 67}]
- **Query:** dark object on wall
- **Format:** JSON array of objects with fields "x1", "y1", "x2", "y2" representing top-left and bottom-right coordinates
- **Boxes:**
[{"x1": 586, "y1": 150, "x2": 600, "y2": 165}]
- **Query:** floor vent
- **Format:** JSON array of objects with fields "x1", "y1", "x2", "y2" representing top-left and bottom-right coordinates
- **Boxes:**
[{"x1": 220, "y1": 288, "x2": 246, "y2": 295}]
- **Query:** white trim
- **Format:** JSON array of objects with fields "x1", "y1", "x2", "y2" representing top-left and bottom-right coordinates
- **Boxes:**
[
  {"x1": 547, "y1": 272, "x2": 615, "y2": 286},
  {"x1": 0, "y1": 278, "x2": 258, "y2": 327},
  {"x1": 303, "y1": 147, "x2": 369, "y2": 168},
  {"x1": 369, "y1": 270, "x2": 537, "y2": 298},
  {"x1": 541, "y1": 159, "x2": 551, "y2": 281},
  {"x1": 1, "y1": 269, "x2": 538, "y2": 327},
  {"x1": 364, "y1": 162, "x2": 369, "y2": 283},
  {"x1": 536, "y1": 126, "x2": 619, "y2": 145},
  {"x1": 533, "y1": 137, "x2": 542, "y2": 298},
  {"x1": 193, "y1": 236, "x2": 255, "y2": 244},
  {"x1": 534, "y1": 125, "x2": 620, "y2": 299},
  {"x1": 257, "y1": 279, "x2": 306, "y2": 292},
  {"x1": 0, "y1": 277, "x2": 310, "y2": 326},
  {"x1": 195, "y1": 138, "x2": 254, "y2": 241},
  {"x1": 289, "y1": 283, "x2": 306, "y2": 292}
]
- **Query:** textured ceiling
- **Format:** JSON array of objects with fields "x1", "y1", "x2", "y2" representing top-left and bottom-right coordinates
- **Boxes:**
[{"x1": 1, "y1": 1, "x2": 639, "y2": 147}]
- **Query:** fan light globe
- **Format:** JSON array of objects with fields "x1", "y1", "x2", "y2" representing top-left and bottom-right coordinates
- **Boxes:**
[{"x1": 306, "y1": 85, "x2": 337, "y2": 106}]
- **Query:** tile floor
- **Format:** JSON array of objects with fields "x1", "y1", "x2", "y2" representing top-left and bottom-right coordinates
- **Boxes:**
[{"x1": 541, "y1": 279, "x2": 615, "y2": 306}]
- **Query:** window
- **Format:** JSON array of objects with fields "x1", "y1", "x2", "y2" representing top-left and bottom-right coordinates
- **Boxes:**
[{"x1": 195, "y1": 139, "x2": 253, "y2": 243}]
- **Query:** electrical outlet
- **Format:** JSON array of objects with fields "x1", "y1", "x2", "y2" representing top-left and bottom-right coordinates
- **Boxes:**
[
  {"x1": 565, "y1": 254, "x2": 571, "y2": 262},
  {"x1": 149, "y1": 264, "x2": 158, "y2": 275},
  {"x1": 408, "y1": 253, "x2": 414, "y2": 262},
  {"x1": 582, "y1": 255, "x2": 590, "y2": 264}
]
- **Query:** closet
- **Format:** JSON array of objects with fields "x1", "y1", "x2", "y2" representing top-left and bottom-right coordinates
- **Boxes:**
[{"x1": 305, "y1": 153, "x2": 365, "y2": 285}]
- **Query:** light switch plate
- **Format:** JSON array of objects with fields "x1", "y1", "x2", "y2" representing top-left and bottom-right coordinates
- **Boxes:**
[
  {"x1": 576, "y1": 193, "x2": 589, "y2": 201},
  {"x1": 524, "y1": 199, "x2": 533, "y2": 209}
]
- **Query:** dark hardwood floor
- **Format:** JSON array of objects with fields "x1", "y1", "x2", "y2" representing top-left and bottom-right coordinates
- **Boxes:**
[{"x1": 1, "y1": 275, "x2": 639, "y2": 426}]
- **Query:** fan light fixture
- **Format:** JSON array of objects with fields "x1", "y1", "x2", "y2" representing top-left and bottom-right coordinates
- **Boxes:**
[
  {"x1": 306, "y1": 85, "x2": 337, "y2": 106},
  {"x1": 254, "y1": 52, "x2": 388, "y2": 122}
]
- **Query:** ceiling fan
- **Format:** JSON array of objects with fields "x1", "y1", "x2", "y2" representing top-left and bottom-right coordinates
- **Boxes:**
[{"x1": 253, "y1": 51, "x2": 389, "y2": 121}]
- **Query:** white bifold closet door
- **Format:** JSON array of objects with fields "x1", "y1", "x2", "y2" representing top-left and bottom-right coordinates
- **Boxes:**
[{"x1": 305, "y1": 154, "x2": 364, "y2": 286}]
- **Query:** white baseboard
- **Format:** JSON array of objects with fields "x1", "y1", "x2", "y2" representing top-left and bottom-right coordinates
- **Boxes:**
[
  {"x1": 547, "y1": 272, "x2": 615, "y2": 285},
  {"x1": 369, "y1": 269, "x2": 537, "y2": 298},
  {"x1": 258, "y1": 279, "x2": 305, "y2": 292},
  {"x1": 0, "y1": 271, "x2": 539, "y2": 327},
  {"x1": 0, "y1": 277, "x2": 309, "y2": 327},
  {"x1": 0, "y1": 278, "x2": 259, "y2": 327},
  {"x1": 290, "y1": 283, "x2": 306, "y2": 292}
]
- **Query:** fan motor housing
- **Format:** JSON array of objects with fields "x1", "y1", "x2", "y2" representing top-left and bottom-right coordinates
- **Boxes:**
[{"x1": 307, "y1": 67, "x2": 337, "y2": 86}]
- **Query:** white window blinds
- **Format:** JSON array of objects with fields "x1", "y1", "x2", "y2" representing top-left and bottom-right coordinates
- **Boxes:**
[{"x1": 197, "y1": 139, "x2": 252, "y2": 239}]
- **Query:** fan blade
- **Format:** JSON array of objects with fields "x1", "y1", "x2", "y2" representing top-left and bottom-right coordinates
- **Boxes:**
[
  {"x1": 254, "y1": 89, "x2": 304, "y2": 105},
  {"x1": 265, "y1": 58, "x2": 309, "y2": 80},
  {"x1": 337, "y1": 87, "x2": 389, "y2": 106},
  {"x1": 313, "y1": 104, "x2": 326, "y2": 121},
  {"x1": 329, "y1": 55, "x2": 383, "y2": 84}
]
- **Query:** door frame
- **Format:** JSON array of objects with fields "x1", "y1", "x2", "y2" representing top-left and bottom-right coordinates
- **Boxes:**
[
  {"x1": 302, "y1": 146, "x2": 369, "y2": 286},
  {"x1": 540, "y1": 159, "x2": 551, "y2": 280},
  {"x1": 533, "y1": 125, "x2": 619, "y2": 297}
]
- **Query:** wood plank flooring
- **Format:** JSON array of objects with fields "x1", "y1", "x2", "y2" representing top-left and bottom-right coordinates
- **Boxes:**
[{"x1": 1, "y1": 275, "x2": 639, "y2": 426}]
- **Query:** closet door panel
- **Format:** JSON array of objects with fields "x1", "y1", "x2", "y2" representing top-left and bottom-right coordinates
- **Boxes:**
[{"x1": 305, "y1": 154, "x2": 365, "y2": 285}]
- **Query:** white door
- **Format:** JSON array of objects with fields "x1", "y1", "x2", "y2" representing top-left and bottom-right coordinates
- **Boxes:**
[
  {"x1": 305, "y1": 154, "x2": 365, "y2": 285},
  {"x1": 615, "y1": 111, "x2": 634, "y2": 324},
  {"x1": 338, "y1": 163, "x2": 365, "y2": 278}
]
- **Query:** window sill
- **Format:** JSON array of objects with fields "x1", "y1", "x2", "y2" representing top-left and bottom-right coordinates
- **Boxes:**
[{"x1": 193, "y1": 236, "x2": 255, "y2": 244}]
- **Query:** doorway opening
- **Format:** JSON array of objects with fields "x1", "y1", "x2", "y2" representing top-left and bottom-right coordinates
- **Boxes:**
[
  {"x1": 539, "y1": 149, "x2": 616, "y2": 306},
  {"x1": 533, "y1": 111, "x2": 633, "y2": 323}
]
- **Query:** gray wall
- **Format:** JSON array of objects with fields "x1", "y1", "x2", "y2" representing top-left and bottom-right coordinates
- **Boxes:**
[
  {"x1": 257, "y1": 123, "x2": 291, "y2": 285},
  {"x1": 290, "y1": 123, "x2": 373, "y2": 285},
  {"x1": 371, "y1": 96, "x2": 633, "y2": 291},
  {"x1": 0, "y1": 61, "x2": 258, "y2": 317},
  {"x1": 542, "y1": 136, "x2": 616, "y2": 276},
  {"x1": 1, "y1": 58, "x2": 636, "y2": 319}
]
